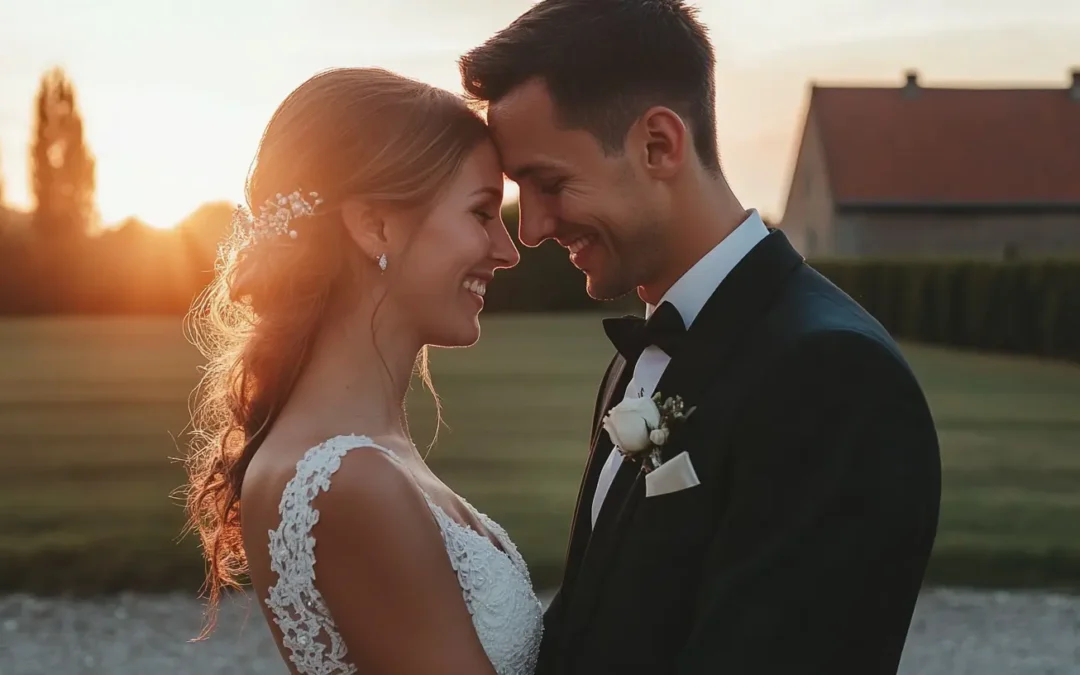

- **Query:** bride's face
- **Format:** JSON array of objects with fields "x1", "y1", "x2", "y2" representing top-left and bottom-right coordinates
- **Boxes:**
[{"x1": 387, "y1": 141, "x2": 519, "y2": 347}]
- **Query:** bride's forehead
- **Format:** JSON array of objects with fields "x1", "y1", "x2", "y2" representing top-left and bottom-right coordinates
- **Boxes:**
[{"x1": 455, "y1": 141, "x2": 502, "y2": 177}]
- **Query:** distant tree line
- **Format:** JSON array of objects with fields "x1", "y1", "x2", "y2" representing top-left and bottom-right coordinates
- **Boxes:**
[
  {"x1": 0, "y1": 69, "x2": 637, "y2": 316},
  {"x1": 0, "y1": 199, "x2": 628, "y2": 316}
]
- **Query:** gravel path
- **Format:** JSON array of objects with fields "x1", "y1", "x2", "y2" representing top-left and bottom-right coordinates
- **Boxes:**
[{"x1": 2, "y1": 588, "x2": 1078, "y2": 674}]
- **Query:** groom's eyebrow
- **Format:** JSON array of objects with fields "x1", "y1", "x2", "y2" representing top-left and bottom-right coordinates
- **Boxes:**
[
  {"x1": 504, "y1": 165, "x2": 534, "y2": 181},
  {"x1": 506, "y1": 162, "x2": 556, "y2": 182}
]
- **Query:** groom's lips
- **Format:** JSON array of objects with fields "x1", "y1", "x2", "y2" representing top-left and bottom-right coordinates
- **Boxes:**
[{"x1": 561, "y1": 234, "x2": 599, "y2": 269}]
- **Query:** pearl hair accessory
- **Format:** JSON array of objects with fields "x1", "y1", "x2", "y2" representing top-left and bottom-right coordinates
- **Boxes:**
[{"x1": 233, "y1": 190, "x2": 323, "y2": 242}]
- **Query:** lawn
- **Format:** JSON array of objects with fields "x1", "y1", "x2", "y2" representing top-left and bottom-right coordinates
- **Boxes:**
[{"x1": 0, "y1": 315, "x2": 1078, "y2": 595}]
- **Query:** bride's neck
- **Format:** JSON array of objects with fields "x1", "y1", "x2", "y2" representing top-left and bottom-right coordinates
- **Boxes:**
[{"x1": 282, "y1": 299, "x2": 422, "y2": 446}]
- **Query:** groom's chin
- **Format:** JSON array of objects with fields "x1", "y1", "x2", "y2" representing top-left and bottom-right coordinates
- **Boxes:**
[{"x1": 584, "y1": 275, "x2": 635, "y2": 303}]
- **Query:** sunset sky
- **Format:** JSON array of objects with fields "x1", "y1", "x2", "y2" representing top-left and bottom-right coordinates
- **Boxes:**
[{"x1": 1, "y1": 0, "x2": 1078, "y2": 229}]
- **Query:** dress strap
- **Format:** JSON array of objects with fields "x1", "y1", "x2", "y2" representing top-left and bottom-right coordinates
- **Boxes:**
[{"x1": 263, "y1": 434, "x2": 397, "y2": 675}]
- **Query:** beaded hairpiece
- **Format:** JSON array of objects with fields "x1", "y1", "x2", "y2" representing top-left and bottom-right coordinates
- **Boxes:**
[{"x1": 233, "y1": 190, "x2": 324, "y2": 242}]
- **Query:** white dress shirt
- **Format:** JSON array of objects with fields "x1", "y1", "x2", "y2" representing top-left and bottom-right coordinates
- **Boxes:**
[{"x1": 590, "y1": 209, "x2": 769, "y2": 526}]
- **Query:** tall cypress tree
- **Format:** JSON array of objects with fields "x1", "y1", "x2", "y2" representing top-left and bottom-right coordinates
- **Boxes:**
[{"x1": 30, "y1": 67, "x2": 96, "y2": 241}]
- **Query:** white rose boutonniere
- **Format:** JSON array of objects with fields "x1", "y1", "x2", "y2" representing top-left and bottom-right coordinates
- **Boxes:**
[
  {"x1": 603, "y1": 391, "x2": 695, "y2": 472},
  {"x1": 602, "y1": 395, "x2": 661, "y2": 453}
]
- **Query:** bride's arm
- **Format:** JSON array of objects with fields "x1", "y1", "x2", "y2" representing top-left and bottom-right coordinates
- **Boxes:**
[{"x1": 310, "y1": 449, "x2": 498, "y2": 675}]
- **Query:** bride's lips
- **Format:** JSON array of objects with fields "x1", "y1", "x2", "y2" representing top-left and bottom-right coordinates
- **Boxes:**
[
  {"x1": 462, "y1": 277, "x2": 488, "y2": 298},
  {"x1": 462, "y1": 273, "x2": 491, "y2": 308}
]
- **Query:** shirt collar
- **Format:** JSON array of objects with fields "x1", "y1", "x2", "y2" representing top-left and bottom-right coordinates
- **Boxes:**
[{"x1": 645, "y1": 209, "x2": 769, "y2": 327}]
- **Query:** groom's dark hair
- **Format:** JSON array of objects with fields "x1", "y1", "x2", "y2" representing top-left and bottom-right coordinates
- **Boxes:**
[{"x1": 460, "y1": 0, "x2": 720, "y2": 172}]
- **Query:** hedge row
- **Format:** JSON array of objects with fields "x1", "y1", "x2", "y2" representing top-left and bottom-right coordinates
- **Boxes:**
[{"x1": 812, "y1": 258, "x2": 1080, "y2": 362}]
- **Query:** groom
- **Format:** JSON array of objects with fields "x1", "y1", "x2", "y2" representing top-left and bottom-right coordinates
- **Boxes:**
[{"x1": 462, "y1": 1, "x2": 941, "y2": 673}]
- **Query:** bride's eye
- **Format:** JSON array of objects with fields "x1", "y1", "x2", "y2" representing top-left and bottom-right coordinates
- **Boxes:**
[{"x1": 472, "y1": 209, "x2": 494, "y2": 224}]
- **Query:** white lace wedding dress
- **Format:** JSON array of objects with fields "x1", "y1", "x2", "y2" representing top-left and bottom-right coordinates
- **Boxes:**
[{"x1": 263, "y1": 434, "x2": 543, "y2": 675}]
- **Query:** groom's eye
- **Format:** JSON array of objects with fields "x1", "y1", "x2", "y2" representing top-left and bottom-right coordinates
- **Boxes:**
[{"x1": 539, "y1": 180, "x2": 565, "y2": 195}]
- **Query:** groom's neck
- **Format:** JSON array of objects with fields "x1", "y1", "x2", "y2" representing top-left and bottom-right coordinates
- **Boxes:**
[{"x1": 639, "y1": 172, "x2": 746, "y2": 305}]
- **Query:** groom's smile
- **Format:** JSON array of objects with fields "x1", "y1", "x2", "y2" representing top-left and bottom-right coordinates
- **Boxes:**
[{"x1": 561, "y1": 233, "x2": 601, "y2": 270}]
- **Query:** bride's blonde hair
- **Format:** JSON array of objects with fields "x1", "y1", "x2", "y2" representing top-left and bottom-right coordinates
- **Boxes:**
[{"x1": 182, "y1": 68, "x2": 489, "y2": 636}]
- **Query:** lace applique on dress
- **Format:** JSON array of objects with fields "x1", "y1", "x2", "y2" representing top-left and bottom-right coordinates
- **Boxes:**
[{"x1": 264, "y1": 435, "x2": 543, "y2": 675}]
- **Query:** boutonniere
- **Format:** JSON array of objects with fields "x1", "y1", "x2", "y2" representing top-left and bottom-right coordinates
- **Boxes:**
[{"x1": 602, "y1": 391, "x2": 696, "y2": 473}]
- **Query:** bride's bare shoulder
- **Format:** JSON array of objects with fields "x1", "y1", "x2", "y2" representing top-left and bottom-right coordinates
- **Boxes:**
[
  {"x1": 310, "y1": 438, "x2": 428, "y2": 523},
  {"x1": 241, "y1": 435, "x2": 428, "y2": 542},
  {"x1": 307, "y1": 440, "x2": 497, "y2": 674},
  {"x1": 246, "y1": 436, "x2": 497, "y2": 674}
]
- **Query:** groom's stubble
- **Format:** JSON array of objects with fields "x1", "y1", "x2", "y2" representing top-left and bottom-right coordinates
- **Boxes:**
[
  {"x1": 580, "y1": 160, "x2": 672, "y2": 302},
  {"x1": 586, "y1": 212, "x2": 670, "y2": 303}
]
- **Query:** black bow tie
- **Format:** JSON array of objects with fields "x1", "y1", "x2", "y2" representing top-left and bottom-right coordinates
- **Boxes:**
[{"x1": 602, "y1": 301, "x2": 687, "y2": 362}]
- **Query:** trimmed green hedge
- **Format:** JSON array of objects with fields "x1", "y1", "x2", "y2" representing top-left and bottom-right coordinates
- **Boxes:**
[{"x1": 811, "y1": 258, "x2": 1080, "y2": 362}]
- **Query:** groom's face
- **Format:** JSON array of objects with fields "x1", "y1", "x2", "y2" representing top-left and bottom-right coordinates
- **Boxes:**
[{"x1": 488, "y1": 80, "x2": 664, "y2": 301}]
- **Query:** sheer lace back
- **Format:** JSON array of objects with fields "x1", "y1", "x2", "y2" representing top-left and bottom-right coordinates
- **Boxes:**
[{"x1": 265, "y1": 435, "x2": 543, "y2": 675}]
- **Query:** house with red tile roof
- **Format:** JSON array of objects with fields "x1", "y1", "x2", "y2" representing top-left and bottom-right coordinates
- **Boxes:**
[{"x1": 780, "y1": 69, "x2": 1080, "y2": 258}]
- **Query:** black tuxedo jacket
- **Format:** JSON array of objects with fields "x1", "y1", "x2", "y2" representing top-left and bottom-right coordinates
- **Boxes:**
[{"x1": 537, "y1": 230, "x2": 941, "y2": 675}]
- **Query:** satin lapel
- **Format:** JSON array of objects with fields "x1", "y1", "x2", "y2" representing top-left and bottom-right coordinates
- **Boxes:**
[
  {"x1": 560, "y1": 230, "x2": 806, "y2": 653},
  {"x1": 559, "y1": 353, "x2": 631, "y2": 594}
]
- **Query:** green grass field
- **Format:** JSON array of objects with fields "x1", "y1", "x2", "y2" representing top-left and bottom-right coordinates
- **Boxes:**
[{"x1": 1, "y1": 315, "x2": 1079, "y2": 595}]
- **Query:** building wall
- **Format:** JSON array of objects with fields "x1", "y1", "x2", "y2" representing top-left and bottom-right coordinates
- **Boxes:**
[
  {"x1": 778, "y1": 105, "x2": 836, "y2": 256},
  {"x1": 833, "y1": 210, "x2": 1080, "y2": 257}
]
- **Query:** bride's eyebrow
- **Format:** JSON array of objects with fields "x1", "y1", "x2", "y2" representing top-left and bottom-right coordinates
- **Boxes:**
[{"x1": 471, "y1": 186, "x2": 503, "y2": 199}]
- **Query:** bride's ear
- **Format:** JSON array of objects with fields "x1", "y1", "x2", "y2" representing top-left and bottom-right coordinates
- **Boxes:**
[{"x1": 341, "y1": 198, "x2": 387, "y2": 261}]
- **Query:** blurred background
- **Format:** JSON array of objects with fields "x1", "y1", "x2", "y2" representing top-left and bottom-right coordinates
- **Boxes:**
[{"x1": 1, "y1": 0, "x2": 1079, "y2": 673}]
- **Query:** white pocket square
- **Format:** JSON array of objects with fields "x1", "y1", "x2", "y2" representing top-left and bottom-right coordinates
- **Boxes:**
[{"x1": 645, "y1": 451, "x2": 700, "y2": 497}]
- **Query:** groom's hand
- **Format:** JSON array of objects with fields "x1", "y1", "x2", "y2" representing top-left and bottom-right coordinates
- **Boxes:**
[{"x1": 676, "y1": 330, "x2": 940, "y2": 675}]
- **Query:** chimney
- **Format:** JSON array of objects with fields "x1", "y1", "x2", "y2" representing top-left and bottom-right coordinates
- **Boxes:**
[
  {"x1": 903, "y1": 69, "x2": 920, "y2": 98},
  {"x1": 1071, "y1": 67, "x2": 1080, "y2": 101}
]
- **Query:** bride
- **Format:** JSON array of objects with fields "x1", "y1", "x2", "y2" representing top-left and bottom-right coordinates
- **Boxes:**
[{"x1": 183, "y1": 67, "x2": 542, "y2": 674}]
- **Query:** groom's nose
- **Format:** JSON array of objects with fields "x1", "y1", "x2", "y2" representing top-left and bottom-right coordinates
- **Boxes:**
[
  {"x1": 517, "y1": 198, "x2": 556, "y2": 248},
  {"x1": 491, "y1": 219, "x2": 521, "y2": 270}
]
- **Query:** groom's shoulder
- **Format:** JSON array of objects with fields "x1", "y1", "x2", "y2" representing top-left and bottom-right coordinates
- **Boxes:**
[
  {"x1": 770, "y1": 263, "x2": 897, "y2": 347},
  {"x1": 749, "y1": 264, "x2": 912, "y2": 375}
]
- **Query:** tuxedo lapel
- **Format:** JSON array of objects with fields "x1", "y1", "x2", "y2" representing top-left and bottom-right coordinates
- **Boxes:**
[
  {"x1": 559, "y1": 353, "x2": 632, "y2": 595},
  {"x1": 560, "y1": 342, "x2": 706, "y2": 652},
  {"x1": 560, "y1": 230, "x2": 805, "y2": 657}
]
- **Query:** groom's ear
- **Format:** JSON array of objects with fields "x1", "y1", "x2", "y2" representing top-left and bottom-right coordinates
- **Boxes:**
[
  {"x1": 340, "y1": 197, "x2": 388, "y2": 261},
  {"x1": 637, "y1": 106, "x2": 687, "y2": 180}
]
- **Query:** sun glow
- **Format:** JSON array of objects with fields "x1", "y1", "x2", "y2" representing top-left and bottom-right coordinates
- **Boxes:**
[
  {"x1": 86, "y1": 85, "x2": 258, "y2": 230},
  {"x1": 1, "y1": 0, "x2": 1077, "y2": 233}
]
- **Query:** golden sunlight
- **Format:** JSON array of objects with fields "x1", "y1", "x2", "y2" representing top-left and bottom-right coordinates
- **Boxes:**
[{"x1": 91, "y1": 100, "x2": 251, "y2": 230}]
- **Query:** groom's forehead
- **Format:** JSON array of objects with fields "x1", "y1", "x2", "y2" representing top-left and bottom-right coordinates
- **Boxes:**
[
  {"x1": 489, "y1": 80, "x2": 590, "y2": 177},
  {"x1": 488, "y1": 79, "x2": 559, "y2": 138}
]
